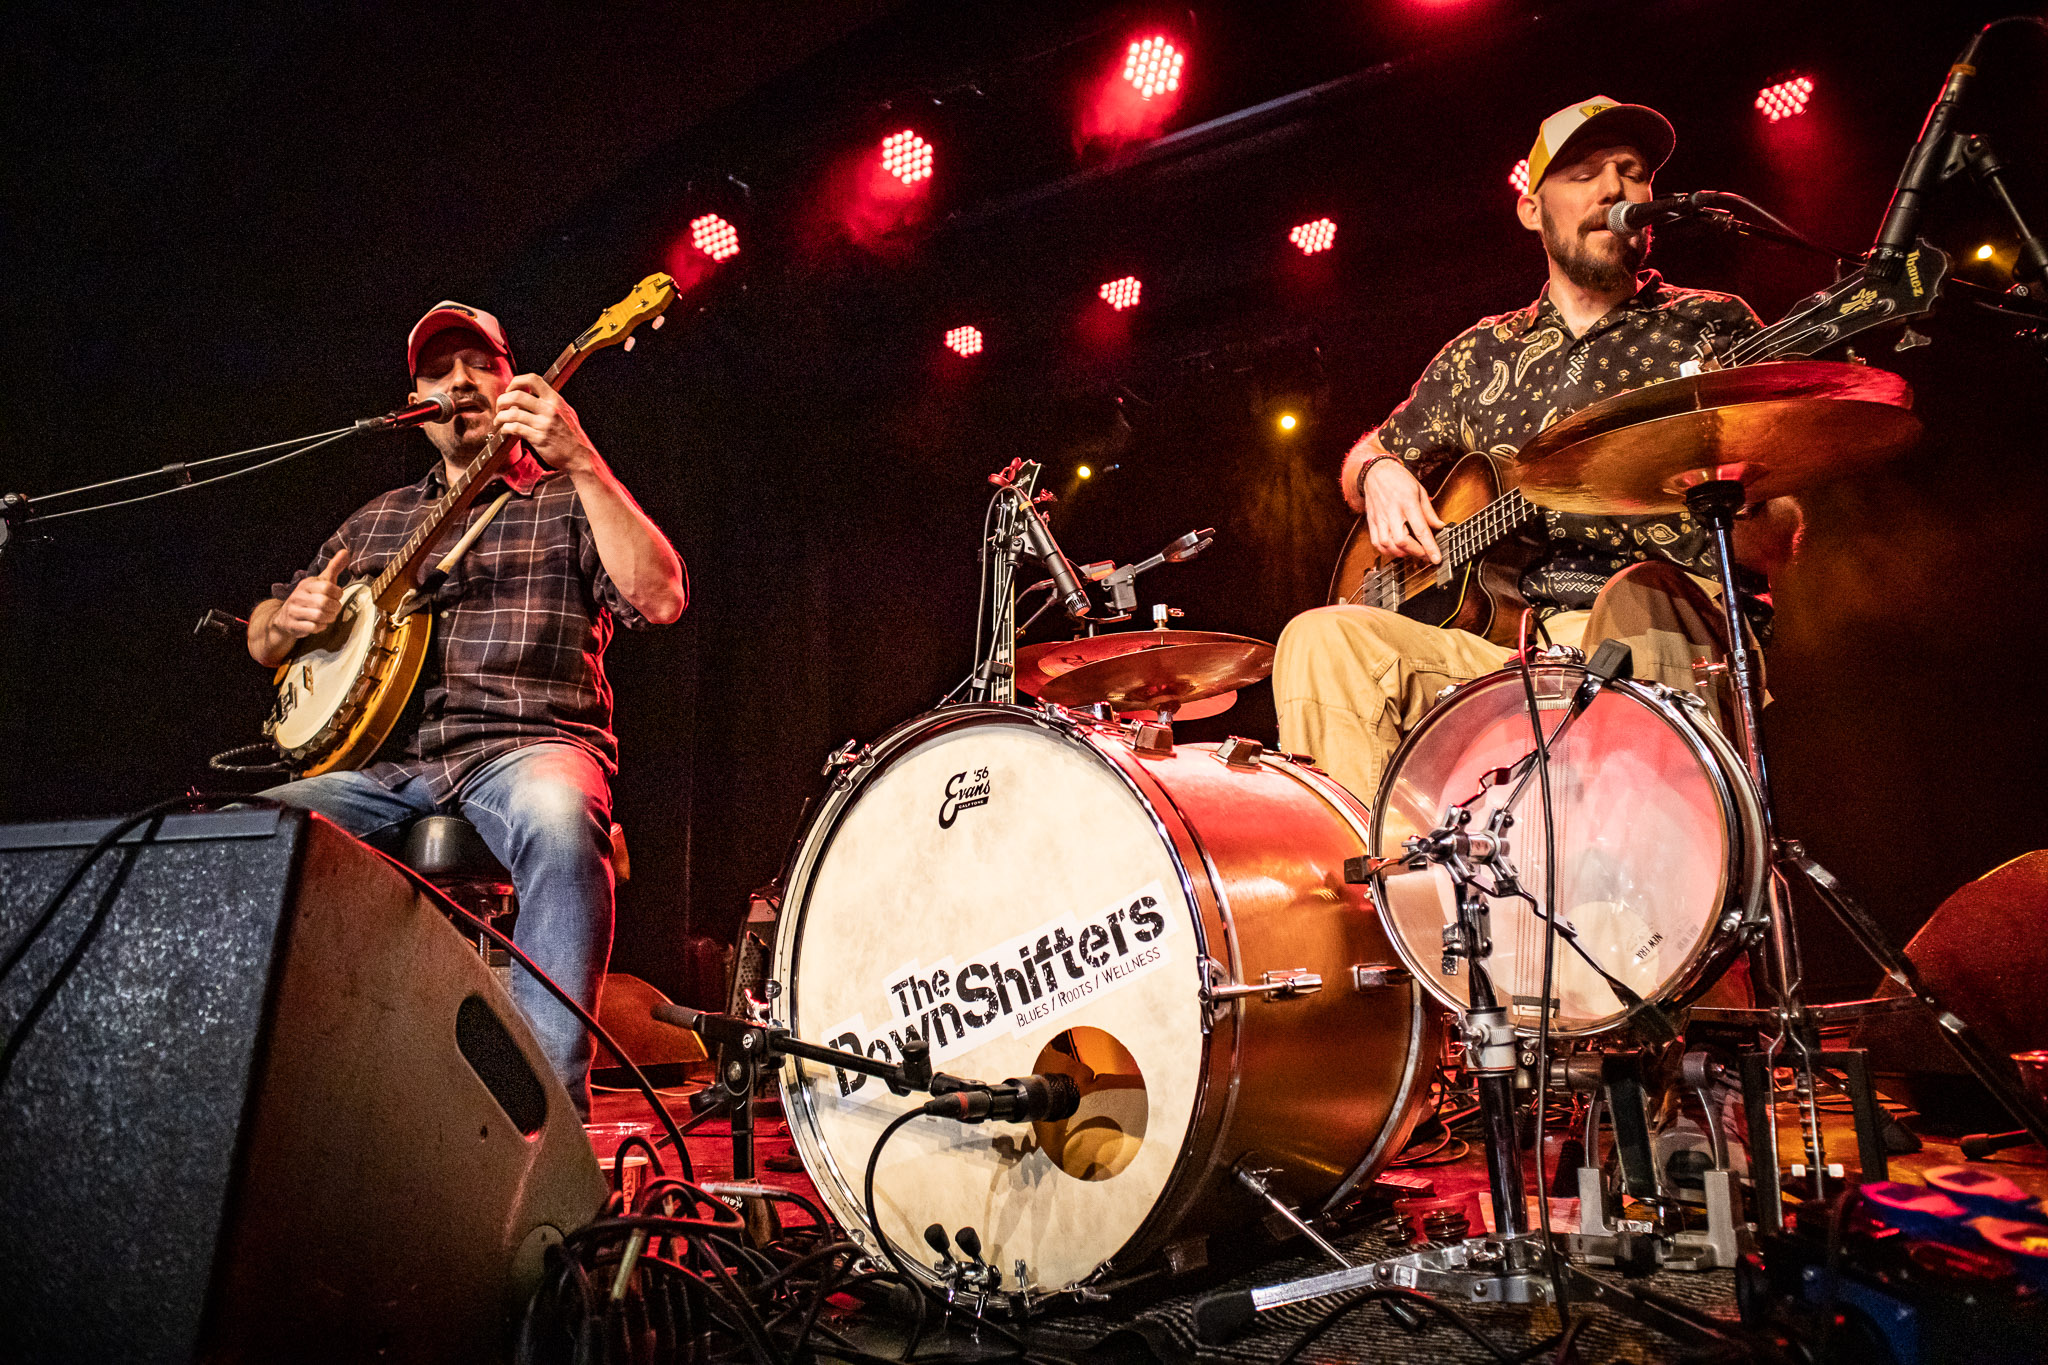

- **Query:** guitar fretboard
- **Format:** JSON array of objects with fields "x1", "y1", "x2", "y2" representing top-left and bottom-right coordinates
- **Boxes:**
[{"x1": 1345, "y1": 485, "x2": 1541, "y2": 611}]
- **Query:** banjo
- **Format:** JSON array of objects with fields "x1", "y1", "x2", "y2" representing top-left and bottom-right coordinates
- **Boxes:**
[{"x1": 263, "y1": 273, "x2": 677, "y2": 776}]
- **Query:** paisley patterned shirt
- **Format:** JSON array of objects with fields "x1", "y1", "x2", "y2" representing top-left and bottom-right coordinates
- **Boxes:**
[{"x1": 1375, "y1": 270, "x2": 1761, "y2": 609}]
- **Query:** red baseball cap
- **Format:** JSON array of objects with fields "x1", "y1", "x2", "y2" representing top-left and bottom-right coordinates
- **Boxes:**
[{"x1": 405, "y1": 301, "x2": 515, "y2": 376}]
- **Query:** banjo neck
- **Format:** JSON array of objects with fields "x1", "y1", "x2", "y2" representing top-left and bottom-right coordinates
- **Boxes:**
[{"x1": 368, "y1": 337, "x2": 590, "y2": 611}]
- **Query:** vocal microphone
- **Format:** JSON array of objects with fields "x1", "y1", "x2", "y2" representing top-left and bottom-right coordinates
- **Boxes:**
[
  {"x1": 921, "y1": 1072, "x2": 1082, "y2": 1124},
  {"x1": 1606, "y1": 193, "x2": 1710, "y2": 235},
  {"x1": 354, "y1": 393, "x2": 456, "y2": 432},
  {"x1": 1017, "y1": 499, "x2": 1093, "y2": 620},
  {"x1": 1869, "y1": 26, "x2": 1988, "y2": 274}
]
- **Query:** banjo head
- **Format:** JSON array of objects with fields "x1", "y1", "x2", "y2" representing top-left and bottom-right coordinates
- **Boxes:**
[{"x1": 268, "y1": 580, "x2": 383, "y2": 756}]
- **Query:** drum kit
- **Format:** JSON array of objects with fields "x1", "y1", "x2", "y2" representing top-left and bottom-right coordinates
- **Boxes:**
[{"x1": 684, "y1": 361, "x2": 2048, "y2": 1334}]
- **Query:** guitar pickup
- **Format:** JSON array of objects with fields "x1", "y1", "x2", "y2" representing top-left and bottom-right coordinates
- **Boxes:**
[{"x1": 1433, "y1": 560, "x2": 1453, "y2": 587}]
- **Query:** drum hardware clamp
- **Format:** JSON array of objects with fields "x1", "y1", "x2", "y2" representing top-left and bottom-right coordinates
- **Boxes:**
[
  {"x1": 820, "y1": 739, "x2": 870, "y2": 779},
  {"x1": 1201, "y1": 960, "x2": 1323, "y2": 1006}
]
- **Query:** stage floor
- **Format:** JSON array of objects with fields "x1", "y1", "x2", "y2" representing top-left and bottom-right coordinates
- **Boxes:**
[{"x1": 585, "y1": 1084, "x2": 2048, "y2": 1363}]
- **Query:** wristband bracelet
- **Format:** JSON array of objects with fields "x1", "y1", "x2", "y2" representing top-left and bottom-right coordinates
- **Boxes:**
[{"x1": 1355, "y1": 452, "x2": 1401, "y2": 500}]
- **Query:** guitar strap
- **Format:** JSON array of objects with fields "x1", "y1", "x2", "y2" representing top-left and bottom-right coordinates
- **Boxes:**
[{"x1": 433, "y1": 490, "x2": 515, "y2": 578}]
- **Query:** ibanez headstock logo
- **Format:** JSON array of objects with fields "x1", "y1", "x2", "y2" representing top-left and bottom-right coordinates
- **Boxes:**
[{"x1": 940, "y1": 767, "x2": 991, "y2": 828}]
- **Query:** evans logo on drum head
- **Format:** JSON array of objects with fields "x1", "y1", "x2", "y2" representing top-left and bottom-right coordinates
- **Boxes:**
[{"x1": 939, "y1": 767, "x2": 991, "y2": 828}]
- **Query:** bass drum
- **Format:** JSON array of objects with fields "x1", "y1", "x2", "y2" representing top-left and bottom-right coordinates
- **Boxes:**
[
  {"x1": 771, "y1": 705, "x2": 1440, "y2": 1296},
  {"x1": 1371, "y1": 665, "x2": 1766, "y2": 1037}
]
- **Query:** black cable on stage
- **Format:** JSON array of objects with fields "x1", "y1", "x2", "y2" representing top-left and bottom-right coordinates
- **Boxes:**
[
  {"x1": 1270, "y1": 1286, "x2": 1520, "y2": 1365},
  {"x1": 433, "y1": 890, "x2": 696, "y2": 1180},
  {"x1": 1514, "y1": 611, "x2": 1571, "y2": 1322}
]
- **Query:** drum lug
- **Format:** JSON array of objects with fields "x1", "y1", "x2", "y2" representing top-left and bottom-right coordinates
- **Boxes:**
[
  {"x1": 1129, "y1": 719, "x2": 1174, "y2": 757},
  {"x1": 1212, "y1": 736, "x2": 1265, "y2": 769},
  {"x1": 1350, "y1": 963, "x2": 1412, "y2": 991}
]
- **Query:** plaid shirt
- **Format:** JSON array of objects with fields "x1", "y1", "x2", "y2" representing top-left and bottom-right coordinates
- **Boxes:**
[
  {"x1": 1376, "y1": 271, "x2": 1762, "y2": 609},
  {"x1": 273, "y1": 447, "x2": 661, "y2": 800}
]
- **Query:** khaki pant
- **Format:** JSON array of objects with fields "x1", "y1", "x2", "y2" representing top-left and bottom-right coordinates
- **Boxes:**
[{"x1": 1274, "y1": 562, "x2": 1737, "y2": 805}]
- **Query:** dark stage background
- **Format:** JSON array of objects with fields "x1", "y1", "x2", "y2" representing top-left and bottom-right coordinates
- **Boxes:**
[{"x1": 6, "y1": 0, "x2": 2046, "y2": 1008}]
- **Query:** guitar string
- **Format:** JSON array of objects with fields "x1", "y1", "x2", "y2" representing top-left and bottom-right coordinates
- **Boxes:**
[{"x1": 1345, "y1": 486, "x2": 1538, "y2": 609}]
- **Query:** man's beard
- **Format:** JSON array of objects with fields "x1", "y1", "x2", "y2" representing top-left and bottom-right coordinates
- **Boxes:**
[{"x1": 1540, "y1": 200, "x2": 1649, "y2": 294}]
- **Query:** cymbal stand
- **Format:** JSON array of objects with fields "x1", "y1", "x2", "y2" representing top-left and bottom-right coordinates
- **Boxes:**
[{"x1": 1681, "y1": 477, "x2": 2048, "y2": 1229}]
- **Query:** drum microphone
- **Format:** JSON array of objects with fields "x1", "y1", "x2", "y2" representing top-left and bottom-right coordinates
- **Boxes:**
[
  {"x1": 1017, "y1": 499, "x2": 1093, "y2": 620},
  {"x1": 651, "y1": 1000, "x2": 760, "y2": 1048},
  {"x1": 354, "y1": 392, "x2": 456, "y2": 432},
  {"x1": 920, "y1": 1072, "x2": 1082, "y2": 1124}
]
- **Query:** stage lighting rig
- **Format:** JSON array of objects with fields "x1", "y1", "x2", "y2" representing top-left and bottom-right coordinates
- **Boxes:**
[
  {"x1": 1756, "y1": 75, "x2": 1815, "y2": 122},
  {"x1": 1289, "y1": 218, "x2": 1337, "y2": 254},
  {"x1": 880, "y1": 130, "x2": 935, "y2": 184},
  {"x1": 944, "y1": 325, "x2": 984, "y2": 357},
  {"x1": 1098, "y1": 275, "x2": 1143, "y2": 311},
  {"x1": 1122, "y1": 36, "x2": 1184, "y2": 100},
  {"x1": 689, "y1": 214, "x2": 740, "y2": 261}
]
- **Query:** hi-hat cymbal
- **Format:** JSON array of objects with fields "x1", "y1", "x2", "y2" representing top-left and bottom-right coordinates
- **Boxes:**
[
  {"x1": 1021, "y1": 631, "x2": 1274, "y2": 711},
  {"x1": 1515, "y1": 360, "x2": 1921, "y2": 515}
]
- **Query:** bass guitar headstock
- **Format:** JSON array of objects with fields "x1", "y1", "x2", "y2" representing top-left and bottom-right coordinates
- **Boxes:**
[{"x1": 1732, "y1": 242, "x2": 1951, "y2": 363}]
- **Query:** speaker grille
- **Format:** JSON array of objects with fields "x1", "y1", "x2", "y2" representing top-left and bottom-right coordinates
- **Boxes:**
[{"x1": 456, "y1": 993, "x2": 548, "y2": 1136}]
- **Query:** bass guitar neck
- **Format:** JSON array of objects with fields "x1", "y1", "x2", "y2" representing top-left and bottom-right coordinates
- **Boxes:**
[{"x1": 1325, "y1": 453, "x2": 1543, "y2": 646}]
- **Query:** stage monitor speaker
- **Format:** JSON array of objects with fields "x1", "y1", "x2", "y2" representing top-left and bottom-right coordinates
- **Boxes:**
[{"x1": 0, "y1": 807, "x2": 607, "y2": 1364}]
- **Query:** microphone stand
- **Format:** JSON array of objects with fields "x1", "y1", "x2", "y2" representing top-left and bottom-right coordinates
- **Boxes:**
[
  {"x1": 654, "y1": 1001, "x2": 936, "y2": 1195},
  {"x1": 0, "y1": 420, "x2": 365, "y2": 562},
  {"x1": 1192, "y1": 801, "x2": 1743, "y2": 1354}
]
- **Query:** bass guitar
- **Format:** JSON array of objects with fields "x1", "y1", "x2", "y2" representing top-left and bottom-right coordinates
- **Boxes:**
[
  {"x1": 1326, "y1": 241, "x2": 1953, "y2": 641},
  {"x1": 263, "y1": 273, "x2": 677, "y2": 775}
]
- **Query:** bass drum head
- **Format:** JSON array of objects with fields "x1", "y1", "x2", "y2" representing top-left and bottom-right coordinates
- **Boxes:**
[
  {"x1": 1372, "y1": 668, "x2": 1747, "y2": 1036},
  {"x1": 774, "y1": 710, "x2": 1208, "y2": 1294}
]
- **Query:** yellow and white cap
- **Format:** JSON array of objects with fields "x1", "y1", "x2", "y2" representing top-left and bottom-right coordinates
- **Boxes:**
[{"x1": 1525, "y1": 96, "x2": 1674, "y2": 191}]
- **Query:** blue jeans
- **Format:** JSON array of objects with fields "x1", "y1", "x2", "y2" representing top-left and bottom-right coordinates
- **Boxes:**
[{"x1": 262, "y1": 742, "x2": 615, "y2": 1116}]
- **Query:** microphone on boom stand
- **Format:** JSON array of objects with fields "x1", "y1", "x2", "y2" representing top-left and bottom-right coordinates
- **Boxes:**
[
  {"x1": 1868, "y1": 27, "x2": 1987, "y2": 278},
  {"x1": 353, "y1": 392, "x2": 456, "y2": 432}
]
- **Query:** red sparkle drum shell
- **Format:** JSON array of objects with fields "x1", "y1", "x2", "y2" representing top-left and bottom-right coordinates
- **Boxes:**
[
  {"x1": 1370, "y1": 666, "x2": 1766, "y2": 1036},
  {"x1": 771, "y1": 705, "x2": 1441, "y2": 1295}
]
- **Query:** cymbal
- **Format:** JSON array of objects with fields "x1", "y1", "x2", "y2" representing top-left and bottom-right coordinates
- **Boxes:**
[
  {"x1": 1021, "y1": 632, "x2": 1274, "y2": 711},
  {"x1": 1514, "y1": 361, "x2": 1921, "y2": 515},
  {"x1": 1016, "y1": 630, "x2": 1263, "y2": 695}
]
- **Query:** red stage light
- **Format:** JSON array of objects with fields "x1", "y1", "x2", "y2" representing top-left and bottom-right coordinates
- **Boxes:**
[
  {"x1": 1122, "y1": 37, "x2": 1185, "y2": 100},
  {"x1": 880, "y1": 130, "x2": 934, "y2": 184},
  {"x1": 944, "y1": 325, "x2": 984, "y2": 357},
  {"x1": 1098, "y1": 276, "x2": 1142, "y2": 311},
  {"x1": 1509, "y1": 158, "x2": 1531, "y2": 194},
  {"x1": 1755, "y1": 76, "x2": 1814, "y2": 122},
  {"x1": 689, "y1": 214, "x2": 740, "y2": 261},
  {"x1": 1289, "y1": 218, "x2": 1337, "y2": 255}
]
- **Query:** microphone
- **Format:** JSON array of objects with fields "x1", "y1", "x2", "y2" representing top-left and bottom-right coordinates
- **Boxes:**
[
  {"x1": 1017, "y1": 500, "x2": 1092, "y2": 620},
  {"x1": 920, "y1": 1072, "x2": 1082, "y2": 1124},
  {"x1": 354, "y1": 393, "x2": 455, "y2": 432},
  {"x1": 650, "y1": 1001, "x2": 760, "y2": 1050},
  {"x1": 1606, "y1": 194, "x2": 1707, "y2": 235},
  {"x1": 1870, "y1": 28, "x2": 1987, "y2": 273}
]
